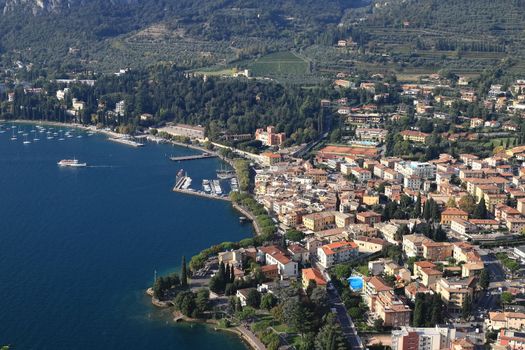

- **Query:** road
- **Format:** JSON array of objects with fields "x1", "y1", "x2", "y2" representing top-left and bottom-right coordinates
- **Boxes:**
[
  {"x1": 327, "y1": 283, "x2": 363, "y2": 350},
  {"x1": 480, "y1": 253, "x2": 506, "y2": 283}
]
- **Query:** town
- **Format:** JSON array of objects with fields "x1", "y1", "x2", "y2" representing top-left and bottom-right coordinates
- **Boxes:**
[{"x1": 5, "y1": 57, "x2": 525, "y2": 350}]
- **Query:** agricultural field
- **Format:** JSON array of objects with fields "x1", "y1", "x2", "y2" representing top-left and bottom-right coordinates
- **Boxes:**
[{"x1": 247, "y1": 52, "x2": 311, "y2": 77}]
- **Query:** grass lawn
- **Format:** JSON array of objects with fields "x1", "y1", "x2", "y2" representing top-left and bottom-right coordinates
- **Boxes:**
[{"x1": 247, "y1": 51, "x2": 310, "y2": 76}]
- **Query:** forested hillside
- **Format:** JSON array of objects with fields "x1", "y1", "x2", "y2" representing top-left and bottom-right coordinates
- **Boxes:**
[{"x1": 0, "y1": 0, "x2": 368, "y2": 72}]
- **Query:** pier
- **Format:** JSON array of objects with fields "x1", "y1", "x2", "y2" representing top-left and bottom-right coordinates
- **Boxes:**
[
  {"x1": 169, "y1": 153, "x2": 217, "y2": 162},
  {"x1": 172, "y1": 187, "x2": 231, "y2": 202},
  {"x1": 108, "y1": 137, "x2": 144, "y2": 147}
]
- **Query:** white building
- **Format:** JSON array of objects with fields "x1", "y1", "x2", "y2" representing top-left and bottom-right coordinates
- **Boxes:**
[
  {"x1": 402, "y1": 234, "x2": 432, "y2": 258},
  {"x1": 395, "y1": 161, "x2": 436, "y2": 180},
  {"x1": 115, "y1": 100, "x2": 125, "y2": 116},
  {"x1": 317, "y1": 241, "x2": 358, "y2": 269},
  {"x1": 259, "y1": 246, "x2": 298, "y2": 278},
  {"x1": 391, "y1": 326, "x2": 457, "y2": 350}
]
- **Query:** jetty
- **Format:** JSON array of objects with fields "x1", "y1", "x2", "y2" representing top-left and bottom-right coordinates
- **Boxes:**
[
  {"x1": 172, "y1": 187, "x2": 231, "y2": 202},
  {"x1": 108, "y1": 137, "x2": 144, "y2": 147},
  {"x1": 169, "y1": 153, "x2": 217, "y2": 162}
]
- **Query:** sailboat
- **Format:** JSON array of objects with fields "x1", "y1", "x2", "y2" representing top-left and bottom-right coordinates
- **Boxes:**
[
  {"x1": 23, "y1": 134, "x2": 31, "y2": 144},
  {"x1": 33, "y1": 130, "x2": 39, "y2": 142},
  {"x1": 58, "y1": 130, "x2": 65, "y2": 141}
]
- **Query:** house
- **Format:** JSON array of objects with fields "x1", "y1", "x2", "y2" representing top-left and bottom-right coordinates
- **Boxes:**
[
  {"x1": 422, "y1": 241, "x2": 453, "y2": 261},
  {"x1": 356, "y1": 211, "x2": 382, "y2": 226},
  {"x1": 259, "y1": 245, "x2": 298, "y2": 278},
  {"x1": 402, "y1": 234, "x2": 433, "y2": 258},
  {"x1": 404, "y1": 282, "x2": 431, "y2": 301},
  {"x1": 414, "y1": 261, "x2": 443, "y2": 288},
  {"x1": 440, "y1": 208, "x2": 469, "y2": 225},
  {"x1": 400, "y1": 130, "x2": 430, "y2": 143},
  {"x1": 486, "y1": 312, "x2": 525, "y2": 331},
  {"x1": 301, "y1": 267, "x2": 327, "y2": 289},
  {"x1": 287, "y1": 244, "x2": 309, "y2": 263},
  {"x1": 261, "y1": 152, "x2": 282, "y2": 166},
  {"x1": 255, "y1": 126, "x2": 286, "y2": 146},
  {"x1": 353, "y1": 236, "x2": 389, "y2": 253},
  {"x1": 236, "y1": 288, "x2": 253, "y2": 306},
  {"x1": 461, "y1": 261, "x2": 484, "y2": 277},
  {"x1": 317, "y1": 241, "x2": 359, "y2": 268},
  {"x1": 450, "y1": 218, "x2": 477, "y2": 237},
  {"x1": 496, "y1": 329, "x2": 525, "y2": 349},
  {"x1": 261, "y1": 264, "x2": 279, "y2": 280}
]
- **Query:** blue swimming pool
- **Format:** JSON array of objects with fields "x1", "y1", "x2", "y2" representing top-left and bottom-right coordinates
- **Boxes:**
[{"x1": 348, "y1": 276, "x2": 364, "y2": 291}]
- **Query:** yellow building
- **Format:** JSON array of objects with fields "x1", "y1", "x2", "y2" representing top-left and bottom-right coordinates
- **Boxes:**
[
  {"x1": 303, "y1": 212, "x2": 335, "y2": 231},
  {"x1": 435, "y1": 277, "x2": 476, "y2": 314}
]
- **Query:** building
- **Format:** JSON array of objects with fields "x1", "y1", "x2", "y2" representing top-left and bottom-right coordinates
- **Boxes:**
[
  {"x1": 400, "y1": 130, "x2": 430, "y2": 143},
  {"x1": 259, "y1": 246, "x2": 298, "y2": 278},
  {"x1": 261, "y1": 152, "x2": 282, "y2": 166},
  {"x1": 159, "y1": 124, "x2": 206, "y2": 139},
  {"x1": 395, "y1": 161, "x2": 436, "y2": 180},
  {"x1": 261, "y1": 264, "x2": 279, "y2": 280},
  {"x1": 434, "y1": 277, "x2": 476, "y2": 314},
  {"x1": 115, "y1": 100, "x2": 125, "y2": 115},
  {"x1": 353, "y1": 236, "x2": 388, "y2": 253},
  {"x1": 355, "y1": 127, "x2": 388, "y2": 142},
  {"x1": 255, "y1": 126, "x2": 286, "y2": 146},
  {"x1": 302, "y1": 211, "x2": 351, "y2": 231},
  {"x1": 301, "y1": 267, "x2": 327, "y2": 289},
  {"x1": 486, "y1": 311, "x2": 525, "y2": 331},
  {"x1": 413, "y1": 261, "x2": 443, "y2": 288},
  {"x1": 363, "y1": 276, "x2": 411, "y2": 327},
  {"x1": 391, "y1": 326, "x2": 457, "y2": 350},
  {"x1": 450, "y1": 218, "x2": 477, "y2": 237},
  {"x1": 402, "y1": 234, "x2": 433, "y2": 258},
  {"x1": 496, "y1": 329, "x2": 525, "y2": 349},
  {"x1": 441, "y1": 208, "x2": 469, "y2": 225},
  {"x1": 236, "y1": 288, "x2": 253, "y2": 306},
  {"x1": 317, "y1": 241, "x2": 358, "y2": 268},
  {"x1": 356, "y1": 211, "x2": 382, "y2": 226},
  {"x1": 422, "y1": 241, "x2": 453, "y2": 261}
]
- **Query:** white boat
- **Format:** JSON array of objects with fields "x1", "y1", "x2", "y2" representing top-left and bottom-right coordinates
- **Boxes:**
[
  {"x1": 57, "y1": 159, "x2": 87, "y2": 167},
  {"x1": 212, "y1": 180, "x2": 222, "y2": 194},
  {"x1": 23, "y1": 134, "x2": 31, "y2": 144},
  {"x1": 202, "y1": 180, "x2": 211, "y2": 192}
]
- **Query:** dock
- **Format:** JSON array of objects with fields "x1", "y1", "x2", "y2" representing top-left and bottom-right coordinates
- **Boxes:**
[
  {"x1": 172, "y1": 187, "x2": 231, "y2": 202},
  {"x1": 169, "y1": 153, "x2": 217, "y2": 162},
  {"x1": 108, "y1": 137, "x2": 144, "y2": 147}
]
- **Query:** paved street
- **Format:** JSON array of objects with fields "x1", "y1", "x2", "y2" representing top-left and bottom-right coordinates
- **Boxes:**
[{"x1": 327, "y1": 284, "x2": 363, "y2": 350}]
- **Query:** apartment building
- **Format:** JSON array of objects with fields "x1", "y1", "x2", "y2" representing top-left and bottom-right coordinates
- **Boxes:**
[
  {"x1": 391, "y1": 326, "x2": 457, "y2": 350},
  {"x1": 402, "y1": 234, "x2": 433, "y2": 258},
  {"x1": 434, "y1": 277, "x2": 476, "y2": 314},
  {"x1": 317, "y1": 241, "x2": 358, "y2": 268}
]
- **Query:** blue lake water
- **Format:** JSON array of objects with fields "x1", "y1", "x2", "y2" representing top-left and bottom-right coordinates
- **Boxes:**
[{"x1": 0, "y1": 123, "x2": 249, "y2": 349}]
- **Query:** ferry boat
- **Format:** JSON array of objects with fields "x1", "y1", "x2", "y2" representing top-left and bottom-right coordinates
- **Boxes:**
[{"x1": 57, "y1": 159, "x2": 87, "y2": 167}]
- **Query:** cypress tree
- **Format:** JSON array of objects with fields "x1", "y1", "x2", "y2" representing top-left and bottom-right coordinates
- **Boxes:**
[
  {"x1": 181, "y1": 255, "x2": 188, "y2": 288},
  {"x1": 230, "y1": 265, "x2": 235, "y2": 283},
  {"x1": 413, "y1": 194, "x2": 422, "y2": 218},
  {"x1": 413, "y1": 293, "x2": 425, "y2": 326},
  {"x1": 473, "y1": 198, "x2": 487, "y2": 219}
]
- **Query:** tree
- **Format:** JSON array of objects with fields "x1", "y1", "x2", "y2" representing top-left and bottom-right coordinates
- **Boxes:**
[
  {"x1": 246, "y1": 289, "x2": 261, "y2": 308},
  {"x1": 433, "y1": 225, "x2": 447, "y2": 242},
  {"x1": 430, "y1": 294, "x2": 443, "y2": 325},
  {"x1": 412, "y1": 293, "x2": 425, "y2": 326},
  {"x1": 446, "y1": 197, "x2": 457, "y2": 208},
  {"x1": 461, "y1": 294, "x2": 472, "y2": 320},
  {"x1": 181, "y1": 255, "x2": 188, "y2": 288},
  {"x1": 286, "y1": 229, "x2": 305, "y2": 242},
  {"x1": 479, "y1": 269, "x2": 490, "y2": 290},
  {"x1": 501, "y1": 291, "x2": 514, "y2": 307},
  {"x1": 260, "y1": 293, "x2": 278, "y2": 310},
  {"x1": 315, "y1": 314, "x2": 348, "y2": 350},
  {"x1": 395, "y1": 224, "x2": 410, "y2": 241},
  {"x1": 413, "y1": 194, "x2": 422, "y2": 218},
  {"x1": 473, "y1": 198, "x2": 488, "y2": 219},
  {"x1": 458, "y1": 195, "x2": 476, "y2": 214}
]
